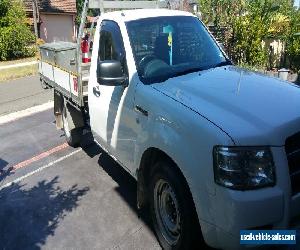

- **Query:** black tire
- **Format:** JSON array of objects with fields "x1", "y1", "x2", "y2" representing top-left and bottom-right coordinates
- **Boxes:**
[
  {"x1": 62, "y1": 105, "x2": 82, "y2": 147},
  {"x1": 149, "y1": 160, "x2": 205, "y2": 250}
]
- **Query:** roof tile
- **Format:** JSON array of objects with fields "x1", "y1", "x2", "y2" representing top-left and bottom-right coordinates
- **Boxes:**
[{"x1": 23, "y1": 0, "x2": 77, "y2": 14}]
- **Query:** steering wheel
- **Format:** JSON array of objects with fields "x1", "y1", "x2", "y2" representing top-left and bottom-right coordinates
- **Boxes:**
[{"x1": 138, "y1": 55, "x2": 156, "y2": 75}]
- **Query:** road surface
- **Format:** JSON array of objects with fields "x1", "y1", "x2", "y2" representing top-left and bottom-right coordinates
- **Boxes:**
[
  {"x1": 0, "y1": 76, "x2": 52, "y2": 116},
  {"x1": 0, "y1": 76, "x2": 160, "y2": 250}
]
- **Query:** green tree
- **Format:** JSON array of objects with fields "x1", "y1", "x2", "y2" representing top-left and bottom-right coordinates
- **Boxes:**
[
  {"x1": 285, "y1": 8, "x2": 300, "y2": 71},
  {"x1": 0, "y1": 0, "x2": 35, "y2": 61},
  {"x1": 76, "y1": 0, "x2": 85, "y2": 25},
  {"x1": 231, "y1": 0, "x2": 282, "y2": 66},
  {"x1": 76, "y1": 0, "x2": 99, "y2": 27},
  {"x1": 199, "y1": 0, "x2": 295, "y2": 68}
]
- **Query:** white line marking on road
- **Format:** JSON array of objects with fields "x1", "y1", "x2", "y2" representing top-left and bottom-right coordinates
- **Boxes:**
[
  {"x1": 0, "y1": 101, "x2": 53, "y2": 125},
  {"x1": 0, "y1": 149, "x2": 82, "y2": 191},
  {"x1": 0, "y1": 61, "x2": 38, "y2": 70}
]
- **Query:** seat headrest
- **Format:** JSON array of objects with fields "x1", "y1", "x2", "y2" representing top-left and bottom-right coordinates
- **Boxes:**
[{"x1": 154, "y1": 34, "x2": 170, "y2": 65}]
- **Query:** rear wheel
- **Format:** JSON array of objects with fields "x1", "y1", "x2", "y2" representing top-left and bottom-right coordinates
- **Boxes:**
[
  {"x1": 149, "y1": 160, "x2": 204, "y2": 250},
  {"x1": 62, "y1": 105, "x2": 82, "y2": 147}
]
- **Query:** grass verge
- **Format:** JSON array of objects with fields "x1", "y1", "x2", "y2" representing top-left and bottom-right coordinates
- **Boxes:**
[
  {"x1": 0, "y1": 57, "x2": 37, "y2": 66},
  {"x1": 0, "y1": 64, "x2": 38, "y2": 82}
]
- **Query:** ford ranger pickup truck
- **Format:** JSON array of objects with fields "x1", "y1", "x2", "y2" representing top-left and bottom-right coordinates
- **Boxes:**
[{"x1": 38, "y1": 1, "x2": 300, "y2": 249}]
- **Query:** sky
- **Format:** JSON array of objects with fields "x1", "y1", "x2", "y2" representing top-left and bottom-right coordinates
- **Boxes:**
[{"x1": 295, "y1": 0, "x2": 300, "y2": 7}]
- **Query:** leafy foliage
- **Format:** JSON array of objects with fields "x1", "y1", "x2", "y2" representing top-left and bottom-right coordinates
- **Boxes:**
[
  {"x1": 0, "y1": 0, "x2": 35, "y2": 61},
  {"x1": 285, "y1": 8, "x2": 300, "y2": 71},
  {"x1": 76, "y1": 0, "x2": 85, "y2": 25},
  {"x1": 76, "y1": 0, "x2": 99, "y2": 27},
  {"x1": 231, "y1": 14, "x2": 267, "y2": 66},
  {"x1": 199, "y1": 0, "x2": 298, "y2": 69}
]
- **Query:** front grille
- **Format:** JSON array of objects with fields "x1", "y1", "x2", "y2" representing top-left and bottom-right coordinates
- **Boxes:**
[{"x1": 285, "y1": 132, "x2": 300, "y2": 196}]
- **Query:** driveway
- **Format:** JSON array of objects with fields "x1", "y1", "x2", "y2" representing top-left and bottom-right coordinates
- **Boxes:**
[
  {"x1": 0, "y1": 76, "x2": 52, "y2": 116},
  {"x1": 0, "y1": 108, "x2": 160, "y2": 250},
  {"x1": 0, "y1": 76, "x2": 160, "y2": 249}
]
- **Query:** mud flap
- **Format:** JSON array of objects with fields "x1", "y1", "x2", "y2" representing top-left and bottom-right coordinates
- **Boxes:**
[
  {"x1": 54, "y1": 91, "x2": 84, "y2": 130},
  {"x1": 54, "y1": 91, "x2": 63, "y2": 129},
  {"x1": 137, "y1": 168, "x2": 147, "y2": 210},
  {"x1": 64, "y1": 102, "x2": 84, "y2": 131}
]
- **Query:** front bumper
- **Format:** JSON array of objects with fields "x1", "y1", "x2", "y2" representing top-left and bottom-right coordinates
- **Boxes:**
[{"x1": 196, "y1": 147, "x2": 300, "y2": 249}]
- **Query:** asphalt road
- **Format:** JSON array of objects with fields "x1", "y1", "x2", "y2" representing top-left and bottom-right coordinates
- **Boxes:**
[
  {"x1": 0, "y1": 76, "x2": 160, "y2": 249},
  {"x1": 0, "y1": 76, "x2": 52, "y2": 116}
]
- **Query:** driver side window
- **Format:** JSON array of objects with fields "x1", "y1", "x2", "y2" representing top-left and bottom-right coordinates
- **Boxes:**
[
  {"x1": 99, "y1": 30, "x2": 116, "y2": 61},
  {"x1": 99, "y1": 21, "x2": 127, "y2": 72}
]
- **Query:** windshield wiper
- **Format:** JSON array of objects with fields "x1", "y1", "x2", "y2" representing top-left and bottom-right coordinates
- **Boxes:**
[
  {"x1": 212, "y1": 59, "x2": 233, "y2": 68},
  {"x1": 170, "y1": 66, "x2": 208, "y2": 78},
  {"x1": 146, "y1": 60, "x2": 233, "y2": 84},
  {"x1": 169, "y1": 60, "x2": 232, "y2": 79}
]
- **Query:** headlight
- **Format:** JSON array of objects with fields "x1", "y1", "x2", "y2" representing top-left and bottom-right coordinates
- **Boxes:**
[{"x1": 213, "y1": 146, "x2": 275, "y2": 190}]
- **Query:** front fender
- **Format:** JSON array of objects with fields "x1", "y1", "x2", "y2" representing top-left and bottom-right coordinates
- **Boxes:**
[{"x1": 133, "y1": 83, "x2": 233, "y2": 229}]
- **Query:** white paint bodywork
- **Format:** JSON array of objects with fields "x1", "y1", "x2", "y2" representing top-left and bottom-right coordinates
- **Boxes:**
[
  {"x1": 88, "y1": 9, "x2": 300, "y2": 249},
  {"x1": 40, "y1": 61, "x2": 54, "y2": 82},
  {"x1": 53, "y1": 67, "x2": 72, "y2": 92},
  {"x1": 39, "y1": 61, "x2": 79, "y2": 97}
]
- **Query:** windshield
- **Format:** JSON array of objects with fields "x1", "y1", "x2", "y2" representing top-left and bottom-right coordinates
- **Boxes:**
[{"x1": 126, "y1": 16, "x2": 230, "y2": 84}]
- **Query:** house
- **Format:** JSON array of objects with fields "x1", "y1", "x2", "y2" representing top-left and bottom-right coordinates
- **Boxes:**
[{"x1": 23, "y1": 0, "x2": 77, "y2": 43}]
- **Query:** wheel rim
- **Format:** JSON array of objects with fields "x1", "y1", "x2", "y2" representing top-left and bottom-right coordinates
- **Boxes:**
[
  {"x1": 62, "y1": 108, "x2": 71, "y2": 138},
  {"x1": 154, "y1": 179, "x2": 181, "y2": 245}
]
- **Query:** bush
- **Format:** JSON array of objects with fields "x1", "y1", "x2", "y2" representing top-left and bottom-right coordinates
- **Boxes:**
[
  {"x1": 285, "y1": 9, "x2": 300, "y2": 72},
  {"x1": 231, "y1": 15, "x2": 267, "y2": 67},
  {"x1": 0, "y1": 0, "x2": 35, "y2": 61},
  {"x1": 36, "y1": 38, "x2": 45, "y2": 46},
  {"x1": 199, "y1": 0, "x2": 295, "y2": 69}
]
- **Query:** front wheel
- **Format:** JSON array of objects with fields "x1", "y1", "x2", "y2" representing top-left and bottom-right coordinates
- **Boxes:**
[
  {"x1": 62, "y1": 105, "x2": 82, "y2": 147},
  {"x1": 150, "y1": 160, "x2": 204, "y2": 250}
]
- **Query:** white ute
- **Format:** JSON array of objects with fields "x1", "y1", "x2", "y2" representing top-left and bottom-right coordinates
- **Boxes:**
[{"x1": 39, "y1": 0, "x2": 300, "y2": 249}]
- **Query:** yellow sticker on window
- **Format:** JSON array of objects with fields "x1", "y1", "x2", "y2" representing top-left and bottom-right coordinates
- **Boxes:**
[{"x1": 168, "y1": 33, "x2": 172, "y2": 47}]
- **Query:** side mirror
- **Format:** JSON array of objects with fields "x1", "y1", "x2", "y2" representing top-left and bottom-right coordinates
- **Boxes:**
[{"x1": 97, "y1": 60, "x2": 126, "y2": 86}]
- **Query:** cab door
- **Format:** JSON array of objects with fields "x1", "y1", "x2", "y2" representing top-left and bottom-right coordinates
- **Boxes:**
[{"x1": 89, "y1": 20, "x2": 138, "y2": 172}]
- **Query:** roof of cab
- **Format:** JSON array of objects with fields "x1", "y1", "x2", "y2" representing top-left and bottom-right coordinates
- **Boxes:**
[{"x1": 101, "y1": 9, "x2": 195, "y2": 23}]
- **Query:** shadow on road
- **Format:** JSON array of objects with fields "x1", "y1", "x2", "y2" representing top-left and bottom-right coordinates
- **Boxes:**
[
  {"x1": 0, "y1": 158, "x2": 14, "y2": 183},
  {"x1": 0, "y1": 176, "x2": 89, "y2": 250},
  {"x1": 82, "y1": 143, "x2": 154, "y2": 230},
  {"x1": 0, "y1": 158, "x2": 8, "y2": 174},
  {"x1": 0, "y1": 158, "x2": 8, "y2": 169}
]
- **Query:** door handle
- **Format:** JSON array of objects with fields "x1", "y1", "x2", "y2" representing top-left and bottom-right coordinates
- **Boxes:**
[
  {"x1": 135, "y1": 105, "x2": 148, "y2": 117},
  {"x1": 93, "y1": 86, "x2": 100, "y2": 97},
  {"x1": 70, "y1": 59, "x2": 76, "y2": 66}
]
